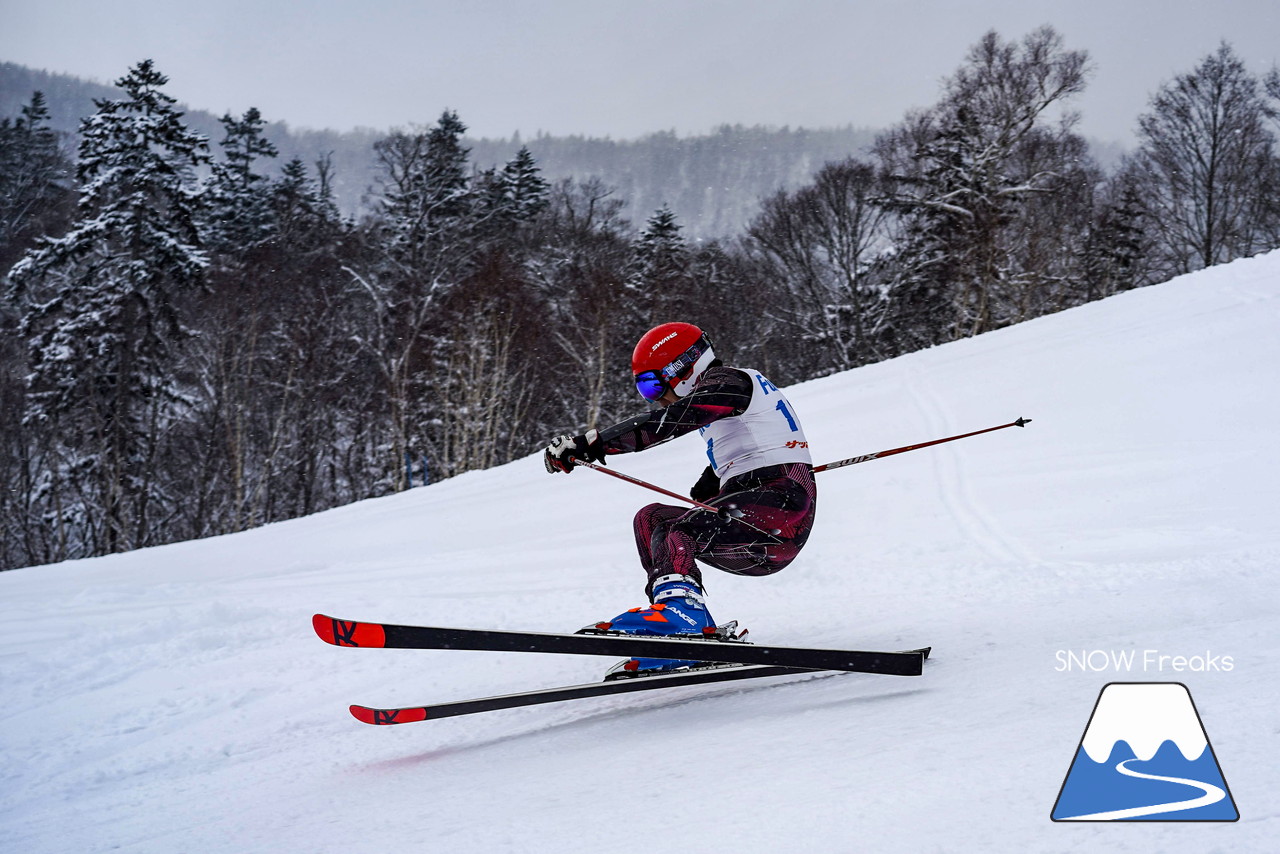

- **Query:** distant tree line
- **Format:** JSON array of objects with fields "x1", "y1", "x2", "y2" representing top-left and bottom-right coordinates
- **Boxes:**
[
  {"x1": 0, "y1": 59, "x2": 880, "y2": 242},
  {"x1": 3, "y1": 29, "x2": 1279, "y2": 569}
]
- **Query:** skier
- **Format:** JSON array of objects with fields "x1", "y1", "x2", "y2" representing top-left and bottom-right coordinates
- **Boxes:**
[{"x1": 543, "y1": 321, "x2": 817, "y2": 674}]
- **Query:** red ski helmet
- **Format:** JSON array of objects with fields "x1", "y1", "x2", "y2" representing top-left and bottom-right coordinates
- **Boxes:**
[{"x1": 631, "y1": 322, "x2": 716, "y2": 400}]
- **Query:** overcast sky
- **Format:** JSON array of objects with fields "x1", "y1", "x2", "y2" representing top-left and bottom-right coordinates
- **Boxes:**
[{"x1": 2, "y1": 0, "x2": 1278, "y2": 144}]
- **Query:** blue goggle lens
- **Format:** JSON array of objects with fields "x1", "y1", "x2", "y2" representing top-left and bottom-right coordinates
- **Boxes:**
[{"x1": 635, "y1": 371, "x2": 666, "y2": 401}]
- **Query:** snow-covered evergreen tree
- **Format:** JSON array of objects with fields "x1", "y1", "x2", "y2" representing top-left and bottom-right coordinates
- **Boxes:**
[
  {"x1": 375, "y1": 110, "x2": 474, "y2": 273},
  {"x1": 271, "y1": 157, "x2": 341, "y2": 249},
  {"x1": 202, "y1": 107, "x2": 278, "y2": 253},
  {"x1": 1081, "y1": 171, "x2": 1149, "y2": 300},
  {"x1": 499, "y1": 146, "x2": 550, "y2": 222},
  {"x1": 473, "y1": 145, "x2": 550, "y2": 245},
  {"x1": 877, "y1": 27, "x2": 1090, "y2": 341},
  {"x1": 626, "y1": 205, "x2": 689, "y2": 321},
  {"x1": 7, "y1": 59, "x2": 209, "y2": 556},
  {"x1": 0, "y1": 91, "x2": 73, "y2": 270},
  {"x1": 357, "y1": 111, "x2": 487, "y2": 490},
  {"x1": 880, "y1": 109, "x2": 996, "y2": 345}
]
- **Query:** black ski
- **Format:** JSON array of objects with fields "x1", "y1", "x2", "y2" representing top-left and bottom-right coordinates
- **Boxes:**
[
  {"x1": 350, "y1": 647, "x2": 933, "y2": 725},
  {"x1": 313, "y1": 613, "x2": 928, "y2": 676},
  {"x1": 349, "y1": 663, "x2": 813, "y2": 724}
]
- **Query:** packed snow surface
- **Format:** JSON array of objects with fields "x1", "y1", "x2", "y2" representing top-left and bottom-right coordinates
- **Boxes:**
[{"x1": 3, "y1": 252, "x2": 1279, "y2": 852}]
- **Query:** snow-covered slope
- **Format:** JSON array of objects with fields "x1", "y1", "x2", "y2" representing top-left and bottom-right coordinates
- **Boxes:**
[{"x1": 3, "y1": 252, "x2": 1278, "y2": 853}]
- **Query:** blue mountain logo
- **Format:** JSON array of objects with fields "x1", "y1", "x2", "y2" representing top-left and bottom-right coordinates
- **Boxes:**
[{"x1": 1052, "y1": 682, "x2": 1238, "y2": 821}]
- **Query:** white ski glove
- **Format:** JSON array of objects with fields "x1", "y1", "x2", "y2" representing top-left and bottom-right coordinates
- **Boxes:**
[{"x1": 543, "y1": 430, "x2": 605, "y2": 473}]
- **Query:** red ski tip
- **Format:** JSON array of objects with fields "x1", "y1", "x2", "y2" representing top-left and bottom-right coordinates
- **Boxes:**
[
  {"x1": 312, "y1": 614, "x2": 386, "y2": 648},
  {"x1": 350, "y1": 704, "x2": 427, "y2": 725}
]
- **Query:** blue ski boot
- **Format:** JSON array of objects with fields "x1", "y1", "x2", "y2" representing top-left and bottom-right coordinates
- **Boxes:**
[{"x1": 593, "y1": 574, "x2": 722, "y2": 678}]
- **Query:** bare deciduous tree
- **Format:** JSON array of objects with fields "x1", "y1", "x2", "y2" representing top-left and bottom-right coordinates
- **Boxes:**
[
  {"x1": 1135, "y1": 43, "x2": 1280, "y2": 276},
  {"x1": 748, "y1": 158, "x2": 889, "y2": 371}
]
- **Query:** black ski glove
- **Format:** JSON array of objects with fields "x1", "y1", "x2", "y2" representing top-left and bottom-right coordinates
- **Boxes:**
[
  {"x1": 690, "y1": 465, "x2": 720, "y2": 501},
  {"x1": 544, "y1": 429, "x2": 606, "y2": 473}
]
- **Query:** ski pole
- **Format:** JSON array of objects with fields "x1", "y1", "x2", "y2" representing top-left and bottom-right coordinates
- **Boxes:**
[
  {"x1": 576, "y1": 460, "x2": 783, "y2": 540},
  {"x1": 813, "y1": 417, "x2": 1031, "y2": 473},
  {"x1": 577, "y1": 460, "x2": 721, "y2": 514}
]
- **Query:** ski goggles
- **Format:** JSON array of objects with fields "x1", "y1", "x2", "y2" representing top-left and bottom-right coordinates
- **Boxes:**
[
  {"x1": 634, "y1": 335, "x2": 711, "y2": 401},
  {"x1": 634, "y1": 370, "x2": 670, "y2": 401}
]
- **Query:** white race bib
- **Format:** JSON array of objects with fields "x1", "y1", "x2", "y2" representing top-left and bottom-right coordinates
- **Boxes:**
[{"x1": 699, "y1": 369, "x2": 812, "y2": 480}]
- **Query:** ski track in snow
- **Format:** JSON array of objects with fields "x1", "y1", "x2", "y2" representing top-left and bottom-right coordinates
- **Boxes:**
[{"x1": 903, "y1": 363, "x2": 1037, "y2": 567}]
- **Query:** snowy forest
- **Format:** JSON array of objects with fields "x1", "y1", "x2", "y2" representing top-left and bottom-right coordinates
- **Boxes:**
[
  {"x1": 0, "y1": 61, "x2": 885, "y2": 242},
  {"x1": 3, "y1": 26, "x2": 1279, "y2": 571}
]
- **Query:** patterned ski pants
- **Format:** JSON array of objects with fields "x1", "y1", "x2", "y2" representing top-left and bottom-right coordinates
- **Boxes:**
[{"x1": 632, "y1": 462, "x2": 817, "y2": 598}]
